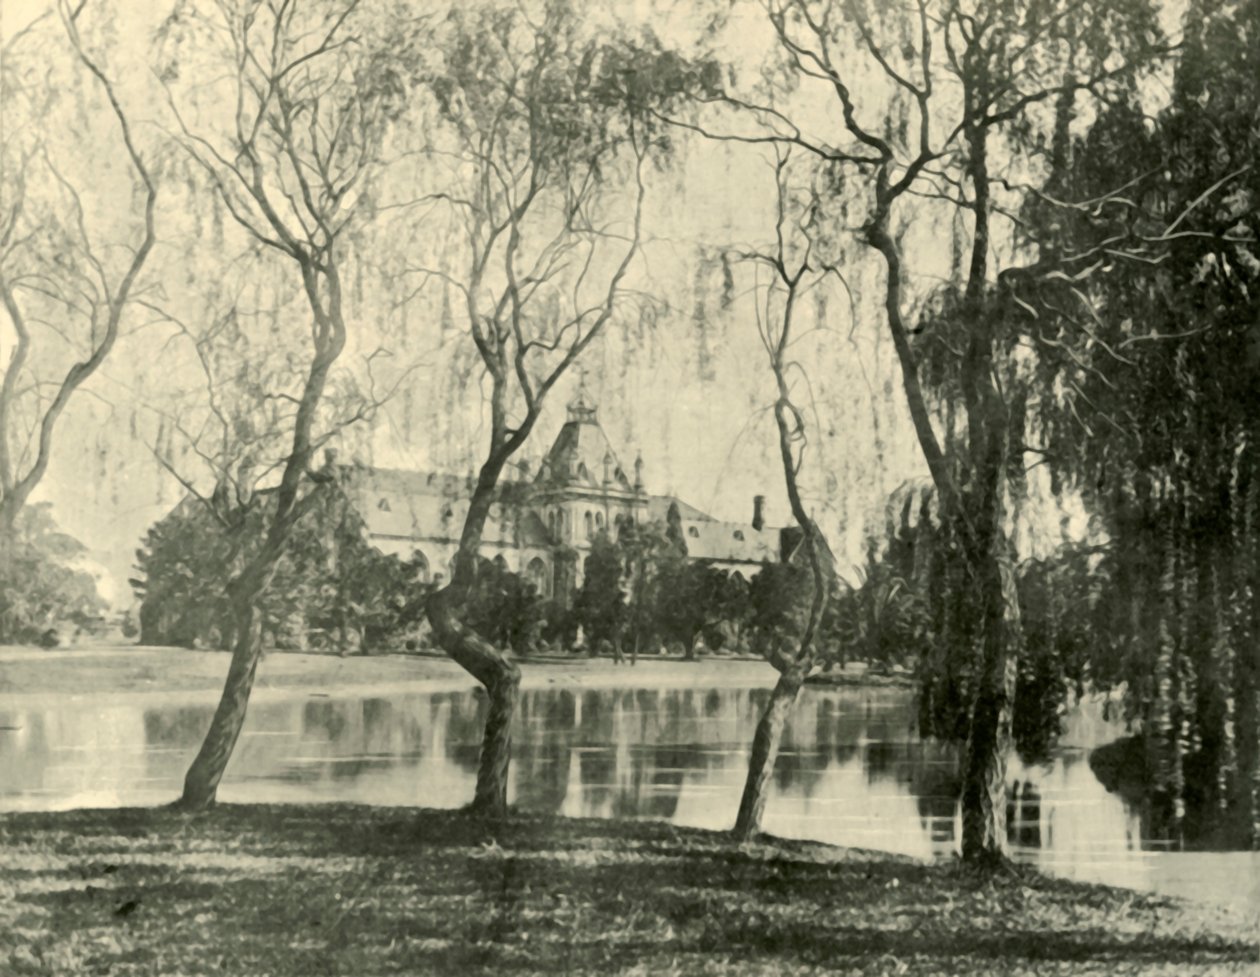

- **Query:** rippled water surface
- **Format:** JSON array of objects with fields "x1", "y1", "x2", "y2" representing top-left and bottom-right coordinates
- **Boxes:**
[{"x1": 2, "y1": 683, "x2": 1256, "y2": 912}]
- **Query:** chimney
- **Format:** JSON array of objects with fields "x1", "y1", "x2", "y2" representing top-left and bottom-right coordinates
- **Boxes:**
[{"x1": 752, "y1": 495, "x2": 765, "y2": 531}]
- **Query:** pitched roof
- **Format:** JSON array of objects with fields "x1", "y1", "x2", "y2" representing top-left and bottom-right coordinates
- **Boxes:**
[
  {"x1": 646, "y1": 495, "x2": 714, "y2": 523},
  {"x1": 341, "y1": 466, "x2": 544, "y2": 547},
  {"x1": 536, "y1": 408, "x2": 634, "y2": 492},
  {"x1": 679, "y1": 519, "x2": 781, "y2": 564}
]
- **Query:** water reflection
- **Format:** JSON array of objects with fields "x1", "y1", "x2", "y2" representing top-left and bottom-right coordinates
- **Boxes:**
[{"x1": 1, "y1": 685, "x2": 1256, "y2": 911}]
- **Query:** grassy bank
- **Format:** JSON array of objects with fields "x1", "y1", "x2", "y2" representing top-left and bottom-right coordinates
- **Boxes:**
[
  {"x1": 0, "y1": 644, "x2": 781, "y2": 701},
  {"x1": 0, "y1": 805, "x2": 1254, "y2": 976}
]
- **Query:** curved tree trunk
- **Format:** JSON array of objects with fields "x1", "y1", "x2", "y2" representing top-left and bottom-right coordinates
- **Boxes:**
[
  {"x1": 426, "y1": 580, "x2": 521, "y2": 818},
  {"x1": 734, "y1": 664, "x2": 806, "y2": 842},
  {"x1": 175, "y1": 595, "x2": 262, "y2": 810}
]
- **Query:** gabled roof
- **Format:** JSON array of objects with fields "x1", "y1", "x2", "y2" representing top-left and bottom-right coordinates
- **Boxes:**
[
  {"x1": 341, "y1": 465, "x2": 541, "y2": 547},
  {"x1": 679, "y1": 519, "x2": 781, "y2": 564},
  {"x1": 647, "y1": 494, "x2": 714, "y2": 523}
]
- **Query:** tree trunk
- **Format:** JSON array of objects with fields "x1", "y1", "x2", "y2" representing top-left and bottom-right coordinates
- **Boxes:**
[
  {"x1": 174, "y1": 597, "x2": 262, "y2": 810},
  {"x1": 959, "y1": 539, "x2": 1020, "y2": 866},
  {"x1": 733, "y1": 665, "x2": 806, "y2": 842},
  {"x1": 426, "y1": 585, "x2": 521, "y2": 818}
]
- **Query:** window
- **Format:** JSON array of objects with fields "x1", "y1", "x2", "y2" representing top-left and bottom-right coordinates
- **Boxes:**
[
  {"x1": 733, "y1": 530, "x2": 744, "y2": 541},
  {"x1": 527, "y1": 558, "x2": 550, "y2": 598},
  {"x1": 687, "y1": 526, "x2": 699, "y2": 538},
  {"x1": 584, "y1": 511, "x2": 594, "y2": 538},
  {"x1": 412, "y1": 550, "x2": 430, "y2": 583},
  {"x1": 377, "y1": 497, "x2": 391, "y2": 511},
  {"x1": 596, "y1": 512, "x2": 605, "y2": 530}
]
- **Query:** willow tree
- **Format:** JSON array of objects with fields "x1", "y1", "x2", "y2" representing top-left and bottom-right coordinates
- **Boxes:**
[
  {"x1": 1006, "y1": 0, "x2": 1260, "y2": 847},
  {"x1": 0, "y1": 2, "x2": 156, "y2": 532},
  {"x1": 155, "y1": 0, "x2": 410, "y2": 810},
  {"x1": 669, "y1": 0, "x2": 1165, "y2": 864},
  {"x1": 401, "y1": 3, "x2": 691, "y2": 817},
  {"x1": 729, "y1": 151, "x2": 836, "y2": 841}
]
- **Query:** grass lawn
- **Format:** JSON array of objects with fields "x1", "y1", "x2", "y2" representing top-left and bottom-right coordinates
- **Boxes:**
[{"x1": 0, "y1": 805, "x2": 1255, "y2": 976}]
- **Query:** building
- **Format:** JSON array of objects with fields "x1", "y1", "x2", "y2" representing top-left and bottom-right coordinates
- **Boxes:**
[{"x1": 342, "y1": 397, "x2": 801, "y2": 597}]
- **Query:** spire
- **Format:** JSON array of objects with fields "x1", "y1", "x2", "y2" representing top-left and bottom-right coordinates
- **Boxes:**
[{"x1": 567, "y1": 365, "x2": 597, "y2": 423}]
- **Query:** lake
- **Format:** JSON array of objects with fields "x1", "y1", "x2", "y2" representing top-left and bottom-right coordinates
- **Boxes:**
[{"x1": 1, "y1": 682, "x2": 1256, "y2": 913}]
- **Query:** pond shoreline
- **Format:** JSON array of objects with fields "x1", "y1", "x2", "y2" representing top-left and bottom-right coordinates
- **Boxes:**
[
  {"x1": 0, "y1": 803, "x2": 1253, "y2": 976},
  {"x1": 0, "y1": 643, "x2": 911, "y2": 705}
]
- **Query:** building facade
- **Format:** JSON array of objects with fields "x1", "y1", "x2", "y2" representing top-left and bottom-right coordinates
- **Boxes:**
[{"x1": 343, "y1": 398, "x2": 798, "y2": 597}]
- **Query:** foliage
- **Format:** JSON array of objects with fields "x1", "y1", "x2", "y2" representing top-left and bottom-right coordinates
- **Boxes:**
[
  {"x1": 1002, "y1": 0, "x2": 1260, "y2": 845},
  {"x1": 0, "y1": 504, "x2": 105, "y2": 645},
  {"x1": 747, "y1": 562, "x2": 811, "y2": 655},
  {"x1": 132, "y1": 482, "x2": 427, "y2": 653},
  {"x1": 653, "y1": 557, "x2": 749, "y2": 654},
  {"x1": 462, "y1": 557, "x2": 546, "y2": 655},
  {"x1": 572, "y1": 532, "x2": 625, "y2": 648},
  {"x1": 571, "y1": 521, "x2": 754, "y2": 655},
  {"x1": 851, "y1": 491, "x2": 1101, "y2": 763}
]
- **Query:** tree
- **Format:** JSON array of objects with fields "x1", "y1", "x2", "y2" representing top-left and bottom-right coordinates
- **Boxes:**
[
  {"x1": 0, "y1": 3, "x2": 156, "y2": 531},
  {"x1": 1008, "y1": 0, "x2": 1260, "y2": 846},
  {"x1": 716, "y1": 151, "x2": 835, "y2": 841},
  {"x1": 654, "y1": 557, "x2": 749, "y2": 656},
  {"x1": 573, "y1": 531, "x2": 626, "y2": 649},
  {"x1": 403, "y1": 2, "x2": 689, "y2": 817},
  {"x1": 154, "y1": 0, "x2": 410, "y2": 810},
  {"x1": 671, "y1": 0, "x2": 1166, "y2": 864},
  {"x1": 131, "y1": 479, "x2": 427, "y2": 654},
  {"x1": 462, "y1": 558, "x2": 545, "y2": 655},
  {"x1": 617, "y1": 518, "x2": 677, "y2": 655},
  {"x1": 0, "y1": 503, "x2": 105, "y2": 645}
]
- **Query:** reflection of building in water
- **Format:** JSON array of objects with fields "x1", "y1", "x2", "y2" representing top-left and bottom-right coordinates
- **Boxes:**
[{"x1": 344, "y1": 396, "x2": 802, "y2": 596}]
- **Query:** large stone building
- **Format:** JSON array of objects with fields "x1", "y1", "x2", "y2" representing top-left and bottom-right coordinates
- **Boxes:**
[{"x1": 342, "y1": 397, "x2": 799, "y2": 597}]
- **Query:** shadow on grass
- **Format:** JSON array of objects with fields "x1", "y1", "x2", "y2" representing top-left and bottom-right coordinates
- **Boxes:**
[{"x1": 1, "y1": 804, "x2": 1255, "y2": 976}]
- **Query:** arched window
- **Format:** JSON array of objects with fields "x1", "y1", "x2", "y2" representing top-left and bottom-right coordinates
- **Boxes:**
[
  {"x1": 377, "y1": 497, "x2": 391, "y2": 511},
  {"x1": 595, "y1": 511, "x2": 605, "y2": 531},
  {"x1": 584, "y1": 511, "x2": 593, "y2": 539},
  {"x1": 493, "y1": 554, "x2": 508, "y2": 571},
  {"x1": 412, "y1": 550, "x2": 430, "y2": 583},
  {"x1": 687, "y1": 526, "x2": 699, "y2": 538},
  {"x1": 527, "y1": 557, "x2": 550, "y2": 597}
]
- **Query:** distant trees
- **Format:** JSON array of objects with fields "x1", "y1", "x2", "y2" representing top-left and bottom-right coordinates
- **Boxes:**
[
  {"x1": 572, "y1": 533, "x2": 626, "y2": 649},
  {"x1": 131, "y1": 482, "x2": 428, "y2": 654},
  {"x1": 0, "y1": 503, "x2": 104, "y2": 645},
  {"x1": 573, "y1": 525, "x2": 753, "y2": 657}
]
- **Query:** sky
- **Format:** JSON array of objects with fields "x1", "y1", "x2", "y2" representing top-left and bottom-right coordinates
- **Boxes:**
[{"x1": 5, "y1": 0, "x2": 1168, "y2": 605}]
